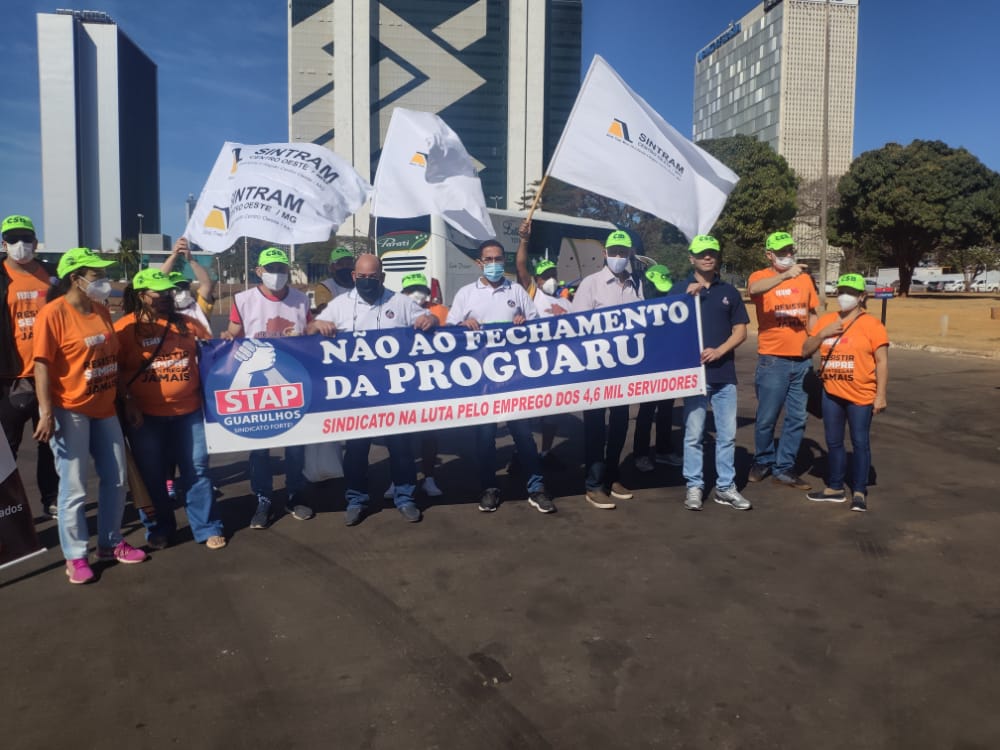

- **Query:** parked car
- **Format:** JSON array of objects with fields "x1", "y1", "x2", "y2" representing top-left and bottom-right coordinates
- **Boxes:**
[
  {"x1": 925, "y1": 280, "x2": 947, "y2": 292},
  {"x1": 864, "y1": 278, "x2": 877, "y2": 293},
  {"x1": 944, "y1": 280, "x2": 966, "y2": 292},
  {"x1": 970, "y1": 278, "x2": 1000, "y2": 293},
  {"x1": 909, "y1": 279, "x2": 928, "y2": 292}
]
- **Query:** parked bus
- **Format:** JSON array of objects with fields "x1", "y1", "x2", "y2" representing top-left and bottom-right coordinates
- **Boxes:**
[{"x1": 374, "y1": 209, "x2": 617, "y2": 305}]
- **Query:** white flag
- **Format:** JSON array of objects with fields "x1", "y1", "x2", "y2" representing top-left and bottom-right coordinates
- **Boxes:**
[
  {"x1": 547, "y1": 56, "x2": 739, "y2": 241},
  {"x1": 372, "y1": 108, "x2": 495, "y2": 242},
  {"x1": 184, "y1": 142, "x2": 372, "y2": 252}
]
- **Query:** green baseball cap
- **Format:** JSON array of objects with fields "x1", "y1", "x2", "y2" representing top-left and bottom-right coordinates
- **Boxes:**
[
  {"x1": 689, "y1": 234, "x2": 720, "y2": 254},
  {"x1": 1, "y1": 215, "x2": 35, "y2": 237},
  {"x1": 329, "y1": 246, "x2": 353, "y2": 263},
  {"x1": 167, "y1": 271, "x2": 189, "y2": 285},
  {"x1": 836, "y1": 273, "x2": 865, "y2": 292},
  {"x1": 257, "y1": 247, "x2": 289, "y2": 266},
  {"x1": 606, "y1": 230, "x2": 633, "y2": 249},
  {"x1": 644, "y1": 264, "x2": 674, "y2": 293},
  {"x1": 766, "y1": 231, "x2": 795, "y2": 252},
  {"x1": 534, "y1": 259, "x2": 557, "y2": 276},
  {"x1": 401, "y1": 272, "x2": 430, "y2": 291},
  {"x1": 132, "y1": 269, "x2": 177, "y2": 292},
  {"x1": 56, "y1": 247, "x2": 115, "y2": 279}
]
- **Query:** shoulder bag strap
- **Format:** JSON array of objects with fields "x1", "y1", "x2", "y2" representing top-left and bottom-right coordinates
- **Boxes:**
[{"x1": 817, "y1": 311, "x2": 864, "y2": 377}]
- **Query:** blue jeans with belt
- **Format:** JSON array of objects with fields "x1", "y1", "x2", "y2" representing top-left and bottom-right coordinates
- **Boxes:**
[{"x1": 753, "y1": 355, "x2": 811, "y2": 476}]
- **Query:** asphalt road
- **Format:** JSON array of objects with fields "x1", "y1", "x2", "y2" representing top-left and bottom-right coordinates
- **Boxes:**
[{"x1": 3, "y1": 345, "x2": 999, "y2": 749}]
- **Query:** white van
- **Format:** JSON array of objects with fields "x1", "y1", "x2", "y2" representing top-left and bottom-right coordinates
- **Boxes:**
[{"x1": 375, "y1": 209, "x2": 617, "y2": 305}]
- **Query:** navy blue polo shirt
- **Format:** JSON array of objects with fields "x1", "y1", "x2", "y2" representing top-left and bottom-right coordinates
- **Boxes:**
[{"x1": 682, "y1": 273, "x2": 749, "y2": 385}]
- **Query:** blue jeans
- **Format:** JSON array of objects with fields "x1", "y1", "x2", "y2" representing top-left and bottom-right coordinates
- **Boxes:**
[
  {"x1": 249, "y1": 445, "x2": 306, "y2": 498},
  {"x1": 49, "y1": 407, "x2": 127, "y2": 559},
  {"x1": 128, "y1": 409, "x2": 223, "y2": 543},
  {"x1": 753, "y1": 355, "x2": 811, "y2": 475},
  {"x1": 476, "y1": 420, "x2": 544, "y2": 493},
  {"x1": 683, "y1": 383, "x2": 738, "y2": 490},
  {"x1": 344, "y1": 434, "x2": 416, "y2": 509},
  {"x1": 821, "y1": 391, "x2": 874, "y2": 496},
  {"x1": 584, "y1": 406, "x2": 628, "y2": 490}
]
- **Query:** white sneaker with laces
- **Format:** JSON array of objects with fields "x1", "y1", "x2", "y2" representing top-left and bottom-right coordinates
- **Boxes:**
[
  {"x1": 685, "y1": 487, "x2": 703, "y2": 511},
  {"x1": 714, "y1": 486, "x2": 752, "y2": 511}
]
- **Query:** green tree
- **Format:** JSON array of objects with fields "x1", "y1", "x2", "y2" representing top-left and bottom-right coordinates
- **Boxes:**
[
  {"x1": 830, "y1": 140, "x2": 1000, "y2": 295},
  {"x1": 115, "y1": 237, "x2": 140, "y2": 282},
  {"x1": 696, "y1": 134, "x2": 799, "y2": 275}
]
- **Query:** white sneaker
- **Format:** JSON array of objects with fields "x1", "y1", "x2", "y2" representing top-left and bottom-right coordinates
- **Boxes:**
[
  {"x1": 634, "y1": 455, "x2": 655, "y2": 473},
  {"x1": 422, "y1": 477, "x2": 443, "y2": 497},
  {"x1": 714, "y1": 486, "x2": 752, "y2": 511},
  {"x1": 383, "y1": 483, "x2": 395, "y2": 500},
  {"x1": 684, "y1": 487, "x2": 703, "y2": 511}
]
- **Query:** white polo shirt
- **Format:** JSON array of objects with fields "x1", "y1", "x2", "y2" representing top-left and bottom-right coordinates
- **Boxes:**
[
  {"x1": 571, "y1": 265, "x2": 643, "y2": 312},
  {"x1": 316, "y1": 288, "x2": 429, "y2": 332},
  {"x1": 446, "y1": 278, "x2": 539, "y2": 325}
]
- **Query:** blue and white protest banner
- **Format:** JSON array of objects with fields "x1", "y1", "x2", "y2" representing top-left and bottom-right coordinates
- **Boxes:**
[{"x1": 199, "y1": 297, "x2": 706, "y2": 454}]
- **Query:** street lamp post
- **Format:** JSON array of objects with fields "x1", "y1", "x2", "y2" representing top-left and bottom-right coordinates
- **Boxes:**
[{"x1": 135, "y1": 212, "x2": 144, "y2": 283}]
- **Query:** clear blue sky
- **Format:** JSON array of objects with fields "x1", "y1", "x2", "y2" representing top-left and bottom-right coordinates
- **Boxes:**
[{"x1": 2, "y1": 0, "x2": 998, "y2": 245}]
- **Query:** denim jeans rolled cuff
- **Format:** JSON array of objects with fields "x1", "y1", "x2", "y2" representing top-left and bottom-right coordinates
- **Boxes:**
[
  {"x1": 50, "y1": 407, "x2": 127, "y2": 560},
  {"x1": 507, "y1": 418, "x2": 545, "y2": 494},
  {"x1": 753, "y1": 354, "x2": 811, "y2": 474},
  {"x1": 249, "y1": 444, "x2": 307, "y2": 498},
  {"x1": 821, "y1": 391, "x2": 874, "y2": 496}
]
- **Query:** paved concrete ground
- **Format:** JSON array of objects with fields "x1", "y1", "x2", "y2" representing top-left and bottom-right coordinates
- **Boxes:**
[{"x1": 2, "y1": 345, "x2": 999, "y2": 749}]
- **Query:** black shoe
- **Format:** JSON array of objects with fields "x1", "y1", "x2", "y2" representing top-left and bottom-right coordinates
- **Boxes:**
[
  {"x1": 850, "y1": 493, "x2": 867, "y2": 512},
  {"x1": 147, "y1": 532, "x2": 170, "y2": 550},
  {"x1": 478, "y1": 488, "x2": 501, "y2": 512},
  {"x1": 807, "y1": 488, "x2": 847, "y2": 503},
  {"x1": 398, "y1": 502, "x2": 422, "y2": 522},
  {"x1": 249, "y1": 496, "x2": 272, "y2": 529},
  {"x1": 747, "y1": 463, "x2": 771, "y2": 483},
  {"x1": 773, "y1": 472, "x2": 812, "y2": 491},
  {"x1": 344, "y1": 505, "x2": 366, "y2": 526},
  {"x1": 284, "y1": 495, "x2": 315, "y2": 521},
  {"x1": 528, "y1": 490, "x2": 556, "y2": 513}
]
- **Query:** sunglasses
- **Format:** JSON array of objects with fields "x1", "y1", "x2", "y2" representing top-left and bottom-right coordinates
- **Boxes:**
[
  {"x1": 691, "y1": 251, "x2": 719, "y2": 260},
  {"x1": 4, "y1": 234, "x2": 34, "y2": 244}
]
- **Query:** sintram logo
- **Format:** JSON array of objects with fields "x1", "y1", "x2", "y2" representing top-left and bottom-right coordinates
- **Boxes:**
[
  {"x1": 607, "y1": 119, "x2": 632, "y2": 143},
  {"x1": 204, "y1": 205, "x2": 230, "y2": 230}
]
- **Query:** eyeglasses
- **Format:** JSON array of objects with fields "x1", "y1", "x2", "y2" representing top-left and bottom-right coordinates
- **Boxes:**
[
  {"x1": 354, "y1": 273, "x2": 380, "y2": 280},
  {"x1": 691, "y1": 251, "x2": 719, "y2": 260}
]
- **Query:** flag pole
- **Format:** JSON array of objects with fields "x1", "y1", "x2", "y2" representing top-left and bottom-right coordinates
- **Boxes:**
[{"x1": 525, "y1": 55, "x2": 601, "y2": 224}]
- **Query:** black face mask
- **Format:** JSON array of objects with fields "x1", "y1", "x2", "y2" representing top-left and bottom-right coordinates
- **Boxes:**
[
  {"x1": 355, "y1": 277, "x2": 383, "y2": 304},
  {"x1": 333, "y1": 268, "x2": 355, "y2": 288}
]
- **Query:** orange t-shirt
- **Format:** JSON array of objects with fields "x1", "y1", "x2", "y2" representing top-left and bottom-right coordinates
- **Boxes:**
[
  {"x1": 748, "y1": 269, "x2": 818, "y2": 356},
  {"x1": 811, "y1": 312, "x2": 889, "y2": 405},
  {"x1": 33, "y1": 297, "x2": 120, "y2": 419},
  {"x1": 115, "y1": 313, "x2": 210, "y2": 417},
  {"x1": 4, "y1": 260, "x2": 52, "y2": 378},
  {"x1": 427, "y1": 303, "x2": 449, "y2": 327}
]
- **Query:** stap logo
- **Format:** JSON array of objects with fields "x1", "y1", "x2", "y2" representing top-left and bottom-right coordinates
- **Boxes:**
[
  {"x1": 205, "y1": 339, "x2": 312, "y2": 440},
  {"x1": 410, "y1": 151, "x2": 428, "y2": 168},
  {"x1": 607, "y1": 118, "x2": 632, "y2": 143}
]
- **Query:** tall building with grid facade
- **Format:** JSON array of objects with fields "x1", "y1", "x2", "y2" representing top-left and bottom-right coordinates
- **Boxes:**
[
  {"x1": 37, "y1": 10, "x2": 160, "y2": 253},
  {"x1": 288, "y1": 0, "x2": 582, "y2": 236},
  {"x1": 692, "y1": 0, "x2": 858, "y2": 261}
]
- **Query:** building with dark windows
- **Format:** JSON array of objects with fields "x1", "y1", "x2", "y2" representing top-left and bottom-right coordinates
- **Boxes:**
[
  {"x1": 692, "y1": 0, "x2": 858, "y2": 269},
  {"x1": 288, "y1": 0, "x2": 582, "y2": 235},
  {"x1": 37, "y1": 9, "x2": 160, "y2": 253}
]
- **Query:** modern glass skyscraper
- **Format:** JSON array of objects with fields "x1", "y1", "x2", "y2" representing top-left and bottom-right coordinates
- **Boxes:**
[
  {"x1": 288, "y1": 0, "x2": 582, "y2": 235},
  {"x1": 37, "y1": 10, "x2": 160, "y2": 253},
  {"x1": 692, "y1": 0, "x2": 858, "y2": 264}
]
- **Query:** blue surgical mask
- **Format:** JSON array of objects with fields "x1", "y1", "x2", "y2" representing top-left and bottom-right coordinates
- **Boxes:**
[{"x1": 483, "y1": 262, "x2": 505, "y2": 282}]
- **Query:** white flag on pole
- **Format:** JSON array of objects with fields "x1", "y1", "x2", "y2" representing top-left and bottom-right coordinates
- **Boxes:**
[
  {"x1": 372, "y1": 108, "x2": 495, "y2": 241},
  {"x1": 547, "y1": 55, "x2": 739, "y2": 240},
  {"x1": 184, "y1": 142, "x2": 372, "y2": 252}
]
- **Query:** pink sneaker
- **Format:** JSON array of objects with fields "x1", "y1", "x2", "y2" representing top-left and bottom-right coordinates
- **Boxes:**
[
  {"x1": 96, "y1": 541, "x2": 148, "y2": 564},
  {"x1": 65, "y1": 558, "x2": 95, "y2": 584}
]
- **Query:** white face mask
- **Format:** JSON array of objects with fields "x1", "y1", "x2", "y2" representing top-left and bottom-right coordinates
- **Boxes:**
[
  {"x1": 837, "y1": 293, "x2": 860, "y2": 312},
  {"x1": 261, "y1": 271, "x2": 288, "y2": 291},
  {"x1": 606, "y1": 256, "x2": 629, "y2": 274},
  {"x1": 406, "y1": 290, "x2": 428, "y2": 306},
  {"x1": 772, "y1": 255, "x2": 795, "y2": 271},
  {"x1": 6, "y1": 241, "x2": 34, "y2": 264},
  {"x1": 79, "y1": 277, "x2": 112, "y2": 302},
  {"x1": 173, "y1": 289, "x2": 194, "y2": 309},
  {"x1": 540, "y1": 278, "x2": 558, "y2": 296}
]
